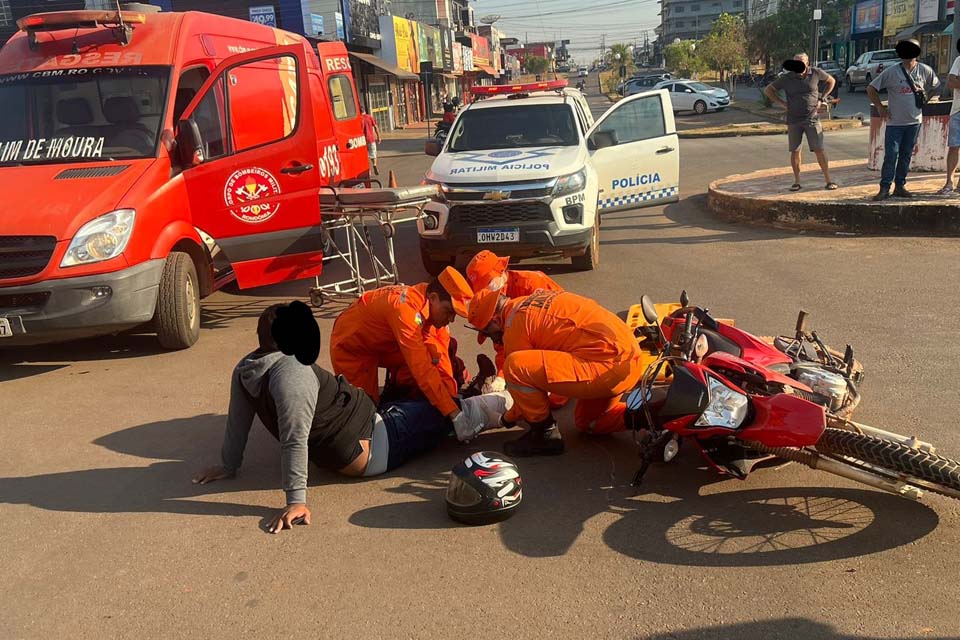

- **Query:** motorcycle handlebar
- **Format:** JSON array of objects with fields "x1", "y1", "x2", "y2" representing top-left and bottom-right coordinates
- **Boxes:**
[{"x1": 668, "y1": 306, "x2": 720, "y2": 331}]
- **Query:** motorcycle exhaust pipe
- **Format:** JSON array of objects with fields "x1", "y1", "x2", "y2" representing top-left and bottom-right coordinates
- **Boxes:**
[
  {"x1": 825, "y1": 416, "x2": 936, "y2": 455},
  {"x1": 743, "y1": 440, "x2": 923, "y2": 501}
]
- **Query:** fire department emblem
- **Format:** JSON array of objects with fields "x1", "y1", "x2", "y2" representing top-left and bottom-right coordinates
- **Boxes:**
[{"x1": 224, "y1": 167, "x2": 281, "y2": 223}]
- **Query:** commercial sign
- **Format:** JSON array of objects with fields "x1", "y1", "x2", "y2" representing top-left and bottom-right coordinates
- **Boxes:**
[
  {"x1": 336, "y1": 12, "x2": 345, "y2": 40},
  {"x1": 853, "y1": 0, "x2": 882, "y2": 33},
  {"x1": 463, "y1": 45, "x2": 474, "y2": 72},
  {"x1": 249, "y1": 5, "x2": 276, "y2": 28},
  {"x1": 917, "y1": 0, "x2": 938, "y2": 22},
  {"x1": 883, "y1": 0, "x2": 915, "y2": 36},
  {"x1": 344, "y1": 0, "x2": 383, "y2": 48},
  {"x1": 310, "y1": 13, "x2": 324, "y2": 36},
  {"x1": 417, "y1": 24, "x2": 443, "y2": 68},
  {"x1": 470, "y1": 33, "x2": 490, "y2": 67},
  {"x1": 391, "y1": 16, "x2": 419, "y2": 73},
  {"x1": 453, "y1": 42, "x2": 463, "y2": 74},
  {"x1": 440, "y1": 28, "x2": 455, "y2": 71}
]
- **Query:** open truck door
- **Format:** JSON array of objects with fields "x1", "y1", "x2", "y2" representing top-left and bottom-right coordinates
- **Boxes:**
[
  {"x1": 316, "y1": 43, "x2": 369, "y2": 183},
  {"x1": 176, "y1": 44, "x2": 324, "y2": 289},
  {"x1": 587, "y1": 89, "x2": 680, "y2": 213}
]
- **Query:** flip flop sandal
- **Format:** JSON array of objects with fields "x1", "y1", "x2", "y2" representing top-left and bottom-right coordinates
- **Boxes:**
[
  {"x1": 825, "y1": 182, "x2": 839, "y2": 190},
  {"x1": 789, "y1": 183, "x2": 802, "y2": 192}
]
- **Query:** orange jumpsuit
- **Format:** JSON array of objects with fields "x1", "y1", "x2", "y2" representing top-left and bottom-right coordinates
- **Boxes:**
[
  {"x1": 330, "y1": 283, "x2": 459, "y2": 416},
  {"x1": 500, "y1": 290, "x2": 643, "y2": 434},
  {"x1": 489, "y1": 270, "x2": 563, "y2": 372}
]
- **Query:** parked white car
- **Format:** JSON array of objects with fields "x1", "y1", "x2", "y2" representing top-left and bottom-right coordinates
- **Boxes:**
[{"x1": 654, "y1": 79, "x2": 730, "y2": 114}]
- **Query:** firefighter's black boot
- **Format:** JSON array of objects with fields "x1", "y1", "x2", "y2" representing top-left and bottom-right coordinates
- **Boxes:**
[{"x1": 503, "y1": 415, "x2": 564, "y2": 457}]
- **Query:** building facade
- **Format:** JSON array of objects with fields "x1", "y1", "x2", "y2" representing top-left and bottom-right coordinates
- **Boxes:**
[{"x1": 659, "y1": 0, "x2": 748, "y2": 42}]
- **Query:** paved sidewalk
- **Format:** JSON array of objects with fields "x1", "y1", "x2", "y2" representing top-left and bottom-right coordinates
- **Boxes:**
[{"x1": 708, "y1": 158, "x2": 960, "y2": 234}]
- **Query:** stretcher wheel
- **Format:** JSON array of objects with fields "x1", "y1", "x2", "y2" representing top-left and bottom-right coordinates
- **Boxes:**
[
  {"x1": 381, "y1": 222, "x2": 396, "y2": 239},
  {"x1": 309, "y1": 290, "x2": 325, "y2": 308}
]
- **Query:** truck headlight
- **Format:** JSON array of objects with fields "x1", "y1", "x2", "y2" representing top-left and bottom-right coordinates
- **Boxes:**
[
  {"x1": 695, "y1": 375, "x2": 749, "y2": 429},
  {"x1": 552, "y1": 169, "x2": 587, "y2": 197},
  {"x1": 61, "y1": 209, "x2": 136, "y2": 267}
]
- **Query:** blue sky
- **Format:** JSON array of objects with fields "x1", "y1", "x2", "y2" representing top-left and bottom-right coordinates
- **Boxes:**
[{"x1": 473, "y1": 0, "x2": 662, "y2": 64}]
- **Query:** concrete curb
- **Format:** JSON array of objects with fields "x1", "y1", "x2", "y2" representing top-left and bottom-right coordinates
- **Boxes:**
[
  {"x1": 680, "y1": 118, "x2": 862, "y2": 139},
  {"x1": 708, "y1": 161, "x2": 960, "y2": 235}
]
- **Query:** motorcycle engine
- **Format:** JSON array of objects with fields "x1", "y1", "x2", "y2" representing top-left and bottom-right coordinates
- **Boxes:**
[{"x1": 793, "y1": 365, "x2": 849, "y2": 412}]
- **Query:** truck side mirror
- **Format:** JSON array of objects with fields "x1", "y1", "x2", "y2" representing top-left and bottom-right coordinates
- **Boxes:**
[
  {"x1": 589, "y1": 130, "x2": 617, "y2": 150},
  {"x1": 424, "y1": 139, "x2": 443, "y2": 157},
  {"x1": 176, "y1": 119, "x2": 205, "y2": 168}
]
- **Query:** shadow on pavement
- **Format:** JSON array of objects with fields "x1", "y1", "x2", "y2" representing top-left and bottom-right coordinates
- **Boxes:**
[
  {"x1": 640, "y1": 618, "x2": 952, "y2": 640},
  {"x1": 350, "y1": 431, "x2": 940, "y2": 564},
  {"x1": 0, "y1": 414, "x2": 337, "y2": 522},
  {"x1": 0, "y1": 333, "x2": 168, "y2": 371}
]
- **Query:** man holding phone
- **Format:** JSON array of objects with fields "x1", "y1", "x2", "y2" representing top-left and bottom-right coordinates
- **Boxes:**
[{"x1": 867, "y1": 38, "x2": 939, "y2": 201}]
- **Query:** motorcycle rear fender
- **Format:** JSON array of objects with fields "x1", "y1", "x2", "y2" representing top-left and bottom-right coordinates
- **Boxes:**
[
  {"x1": 738, "y1": 393, "x2": 826, "y2": 447},
  {"x1": 716, "y1": 322, "x2": 793, "y2": 368}
]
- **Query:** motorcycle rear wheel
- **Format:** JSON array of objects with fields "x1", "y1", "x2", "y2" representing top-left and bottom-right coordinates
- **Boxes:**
[{"x1": 816, "y1": 428, "x2": 960, "y2": 500}]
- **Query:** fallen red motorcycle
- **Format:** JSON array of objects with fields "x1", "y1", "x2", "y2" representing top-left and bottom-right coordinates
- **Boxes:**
[{"x1": 624, "y1": 296, "x2": 960, "y2": 502}]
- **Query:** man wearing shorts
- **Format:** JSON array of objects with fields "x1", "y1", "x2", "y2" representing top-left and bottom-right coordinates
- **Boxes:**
[
  {"x1": 939, "y1": 43, "x2": 960, "y2": 195},
  {"x1": 764, "y1": 53, "x2": 837, "y2": 191},
  {"x1": 360, "y1": 106, "x2": 381, "y2": 176}
]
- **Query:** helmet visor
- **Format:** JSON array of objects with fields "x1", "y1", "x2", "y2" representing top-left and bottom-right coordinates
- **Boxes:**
[{"x1": 446, "y1": 475, "x2": 483, "y2": 507}]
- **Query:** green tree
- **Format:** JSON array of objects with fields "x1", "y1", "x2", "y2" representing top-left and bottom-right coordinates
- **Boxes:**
[
  {"x1": 749, "y1": 0, "x2": 854, "y2": 70},
  {"x1": 698, "y1": 13, "x2": 747, "y2": 88},
  {"x1": 664, "y1": 40, "x2": 707, "y2": 78},
  {"x1": 525, "y1": 55, "x2": 550, "y2": 76}
]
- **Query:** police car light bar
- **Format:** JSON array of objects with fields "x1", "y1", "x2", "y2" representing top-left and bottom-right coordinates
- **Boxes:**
[{"x1": 470, "y1": 79, "x2": 568, "y2": 95}]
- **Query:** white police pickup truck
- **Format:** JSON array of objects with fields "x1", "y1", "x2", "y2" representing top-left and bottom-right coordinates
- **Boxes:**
[{"x1": 418, "y1": 79, "x2": 679, "y2": 274}]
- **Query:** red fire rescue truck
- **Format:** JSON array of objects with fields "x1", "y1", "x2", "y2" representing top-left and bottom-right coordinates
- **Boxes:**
[{"x1": 0, "y1": 7, "x2": 370, "y2": 348}]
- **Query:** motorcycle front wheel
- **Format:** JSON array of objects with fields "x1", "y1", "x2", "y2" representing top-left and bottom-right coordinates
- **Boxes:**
[{"x1": 816, "y1": 428, "x2": 960, "y2": 500}]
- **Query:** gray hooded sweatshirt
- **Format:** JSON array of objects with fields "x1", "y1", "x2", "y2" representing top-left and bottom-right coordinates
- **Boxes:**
[{"x1": 220, "y1": 351, "x2": 375, "y2": 505}]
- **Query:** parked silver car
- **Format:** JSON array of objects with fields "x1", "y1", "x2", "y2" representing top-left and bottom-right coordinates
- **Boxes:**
[
  {"x1": 654, "y1": 79, "x2": 730, "y2": 114},
  {"x1": 845, "y1": 49, "x2": 899, "y2": 92}
]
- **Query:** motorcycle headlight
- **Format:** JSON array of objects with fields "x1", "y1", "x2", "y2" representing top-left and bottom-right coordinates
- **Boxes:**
[
  {"x1": 61, "y1": 209, "x2": 136, "y2": 267},
  {"x1": 695, "y1": 375, "x2": 749, "y2": 429},
  {"x1": 552, "y1": 168, "x2": 587, "y2": 197}
]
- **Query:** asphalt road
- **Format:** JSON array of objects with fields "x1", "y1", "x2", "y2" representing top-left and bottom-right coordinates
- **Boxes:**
[{"x1": 2, "y1": 92, "x2": 960, "y2": 639}]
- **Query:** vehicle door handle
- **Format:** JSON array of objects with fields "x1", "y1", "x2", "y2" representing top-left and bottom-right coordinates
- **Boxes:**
[
  {"x1": 656, "y1": 146, "x2": 675, "y2": 154},
  {"x1": 281, "y1": 163, "x2": 314, "y2": 175}
]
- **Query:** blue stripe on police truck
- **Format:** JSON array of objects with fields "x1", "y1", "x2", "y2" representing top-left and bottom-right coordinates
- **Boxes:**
[{"x1": 599, "y1": 186, "x2": 678, "y2": 209}]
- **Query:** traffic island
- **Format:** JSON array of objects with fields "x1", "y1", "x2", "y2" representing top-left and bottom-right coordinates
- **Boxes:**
[
  {"x1": 708, "y1": 158, "x2": 960, "y2": 235},
  {"x1": 681, "y1": 117, "x2": 861, "y2": 139}
]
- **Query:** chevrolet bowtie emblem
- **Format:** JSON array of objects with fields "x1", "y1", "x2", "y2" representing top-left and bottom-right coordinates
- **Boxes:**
[{"x1": 483, "y1": 190, "x2": 511, "y2": 201}]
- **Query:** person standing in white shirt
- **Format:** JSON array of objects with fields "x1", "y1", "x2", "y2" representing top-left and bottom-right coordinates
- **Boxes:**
[{"x1": 939, "y1": 42, "x2": 960, "y2": 195}]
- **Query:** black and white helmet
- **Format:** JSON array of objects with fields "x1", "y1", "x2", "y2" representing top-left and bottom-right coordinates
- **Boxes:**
[{"x1": 446, "y1": 451, "x2": 522, "y2": 525}]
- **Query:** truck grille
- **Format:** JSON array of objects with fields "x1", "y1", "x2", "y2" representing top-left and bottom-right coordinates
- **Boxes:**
[
  {"x1": 0, "y1": 236, "x2": 56, "y2": 279},
  {"x1": 445, "y1": 186, "x2": 554, "y2": 201},
  {"x1": 449, "y1": 202, "x2": 553, "y2": 226}
]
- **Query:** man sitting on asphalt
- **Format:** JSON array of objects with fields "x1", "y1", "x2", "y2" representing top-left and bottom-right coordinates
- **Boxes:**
[
  {"x1": 467, "y1": 287, "x2": 644, "y2": 456},
  {"x1": 764, "y1": 52, "x2": 838, "y2": 192},
  {"x1": 193, "y1": 302, "x2": 508, "y2": 534},
  {"x1": 330, "y1": 267, "x2": 473, "y2": 421},
  {"x1": 867, "y1": 38, "x2": 940, "y2": 201}
]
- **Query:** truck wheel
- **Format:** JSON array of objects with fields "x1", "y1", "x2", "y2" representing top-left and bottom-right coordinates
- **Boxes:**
[
  {"x1": 420, "y1": 245, "x2": 454, "y2": 277},
  {"x1": 156, "y1": 251, "x2": 200, "y2": 350},
  {"x1": 571, "y1": 218, "x2": 600, "y2": 271}
]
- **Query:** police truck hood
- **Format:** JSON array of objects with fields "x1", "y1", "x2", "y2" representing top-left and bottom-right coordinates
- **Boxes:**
[
  {"x1": 429, "y1": 145, "x2": 585, "y2": 183},
  {"x1": 0, "y1": 160, "x2": 154, "y2": 239}
]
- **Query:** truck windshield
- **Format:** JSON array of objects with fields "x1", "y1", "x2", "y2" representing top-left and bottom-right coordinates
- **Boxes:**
[
  {"x1": 448, "y1": 103, "x2": 579, "y2": 152},
  {"x1": 0, "y1": 65, "x2": 170, "y2": 166}
]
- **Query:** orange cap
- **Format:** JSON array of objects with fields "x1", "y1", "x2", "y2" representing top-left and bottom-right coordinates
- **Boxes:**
[
  {"x1": 438, "y1": 266, "x2": 473, "y2": 317},
  {"x1": 467, "y1": 288, "x2": 502, "y2": 344},
  {"x1": 465, "y1": 250, "x2": 510, "y2": 293}
]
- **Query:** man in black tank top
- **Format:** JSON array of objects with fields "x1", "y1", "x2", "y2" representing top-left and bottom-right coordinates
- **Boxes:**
[{"x1": 192, "y1": 304, "x2": 509, "y2": 534}]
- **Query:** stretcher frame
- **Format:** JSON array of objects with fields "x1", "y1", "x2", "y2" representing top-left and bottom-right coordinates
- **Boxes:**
[{"x1": 308, "y1": 183, "x2": 435, "y2": 308}]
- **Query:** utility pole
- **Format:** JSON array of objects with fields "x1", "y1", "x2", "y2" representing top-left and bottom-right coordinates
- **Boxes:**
[{"x1": 811, "y1": 0, "x2": 822, "y2": 62}]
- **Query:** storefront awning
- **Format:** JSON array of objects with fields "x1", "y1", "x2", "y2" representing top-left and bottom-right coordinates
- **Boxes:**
[
  {"x1": 472, "y1": 64, "x2": 500, "y2": 76},
  {"x1": 349, "y1": 52, "x2": 419, "y2": 81},
  {"x1": 896, "y1": 20, "x2": 951, "y2": 40},
  {"x1": 435, "y1": 71, "x2": 461, "y2": 79}
]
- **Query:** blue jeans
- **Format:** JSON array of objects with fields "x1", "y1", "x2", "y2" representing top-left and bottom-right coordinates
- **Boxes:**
[
  {"x1": 880, "y1": 124, "x2": 921, "y2": 190},
  {"x1": 379, "y1": 400, "x2": 453, "y2": 470}
]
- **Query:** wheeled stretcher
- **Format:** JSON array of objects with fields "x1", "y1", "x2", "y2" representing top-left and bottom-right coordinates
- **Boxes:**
[{"x1": 308, "y1": 183, "x2": 439, "y2": 307}]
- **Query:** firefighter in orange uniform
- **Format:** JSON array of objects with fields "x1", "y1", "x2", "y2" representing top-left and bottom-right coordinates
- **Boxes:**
[
  {"x1": 467, "y1": 287, "x2": 644, "y2": 456},
  {"x1": 330, "y1": 267, "x2": 473, "y2": 419},
  {"x1": 464, "y1": 250, "x2": 568, "y2": 409}
]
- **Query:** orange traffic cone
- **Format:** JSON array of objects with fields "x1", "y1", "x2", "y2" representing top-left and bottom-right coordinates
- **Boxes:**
[{"x1": 388, "y1": 170, "x2": 398, "y2": 188}]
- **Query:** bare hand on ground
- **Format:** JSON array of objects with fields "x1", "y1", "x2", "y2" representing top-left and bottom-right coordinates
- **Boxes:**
[
  {"x1": 268, "y1": 504, "x2": 311, "y2": 534},
  {"x1": 192, "y1": 465, "x2": 234, "y2": 485}
]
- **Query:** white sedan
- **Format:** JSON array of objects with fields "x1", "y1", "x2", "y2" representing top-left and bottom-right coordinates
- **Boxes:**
[{"x1": 654, "y1": 79, "x2": 730, "y2": 114}]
